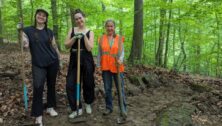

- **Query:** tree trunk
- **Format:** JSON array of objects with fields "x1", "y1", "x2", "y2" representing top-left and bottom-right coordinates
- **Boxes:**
[
  {"x1": 154, "y1": 11, "x2": 158, "y2": 62},
  {"x1": 175, "y1": 9, "x2": 187, "y2": 72},
  {"x1": 172, "y1": 26, "x2": 176, "y2": 69},
  {"x1": 215, "y1": 12, "x2": 220, "y2": 77},
  {"x1": 50, "y1": 0, "x2": 61, "y2": 50},
  {"x1": 195, "y1": 44, "x2": 201, "y2": 74},
  {"x1": 178, "y1": 9, "x2": 187, "y2": 72},
  {"x1": 65, "y1": 3, "x2": 70, "y2": 30},
  {"x1": 0, "y1": 7, "x2": 3, "y2": 44},
  {"x1": 17, "y1": 0, "x2": 23, "y2": 45},
  {"x1": 155, "y1": 0, "x2": 166, "y2": 66},
  {"x1": 163, "y1": 0, "x2": 173, "y2": 68},
  {"x1": 101, "y1": 1, "x2": 106, "y2": 33},
  {"x1": 30, "y1": 0, "x2": 34, "y2": 24},
  {"x1": 70, "y1": 8, "x2": 76, "y2": 27},
  {"x1": 128, "y1": 0, "x2": 143, "y2": 64},
  {"x1": 119, "y1": 17, "x2": 123, "y2": 36}
]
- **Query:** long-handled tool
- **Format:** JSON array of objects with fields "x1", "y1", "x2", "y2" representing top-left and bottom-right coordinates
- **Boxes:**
[
  {"x1": 18, "y1": 20, "x2": 36, "y2": 126},
  {"x1": 116, "y1": 28, "x2": 127, "y2": 124},
  {"x1": 69, "y1": 37, "x2": 86, "y2": 123},
  {"x1": 116, "y1": 58, "x2": 127, "y2": 115},
  {"x1": 17, "y1": 0, "x2": 28, "y2": 114},
  {"x1": 18, "y1": 19, "x2": 28, "y2": 115}
]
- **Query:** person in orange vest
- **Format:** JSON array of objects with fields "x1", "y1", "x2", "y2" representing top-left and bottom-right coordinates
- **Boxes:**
[
  {"x1": 64, "y1": 9, "x2": 95, "y2": 119},
  {"x1": 97, "y1": 19, "x2": 127, "y2": 120}
]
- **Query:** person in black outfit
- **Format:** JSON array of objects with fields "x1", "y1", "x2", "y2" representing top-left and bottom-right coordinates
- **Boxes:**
[
  {"x1": 64, "y1": 9, "x2": 95, "y2": 119},
  {"x1": 21, "y1": 9, "x2": 60, "y2": 126}
]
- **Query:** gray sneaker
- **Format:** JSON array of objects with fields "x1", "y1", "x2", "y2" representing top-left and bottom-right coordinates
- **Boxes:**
[
  {"x1": 86, "y1": 104, "x2": 92, "y2": 114},
  {"x1": 102, "y1": 109, "x2": 112, "y2": 116},
  {"x1": 117, "y1": 116, "x2": 127, "y2": 124}
]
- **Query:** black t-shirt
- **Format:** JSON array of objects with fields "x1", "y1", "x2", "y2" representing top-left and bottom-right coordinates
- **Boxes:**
[{"x1": 23, "y1": 26, "x2": 58, "y2": 67}]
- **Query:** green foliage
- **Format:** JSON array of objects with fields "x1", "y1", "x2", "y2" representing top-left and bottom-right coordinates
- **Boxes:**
[{"x1": 1, "y1": 0, "x2": 222, "y2": 77}]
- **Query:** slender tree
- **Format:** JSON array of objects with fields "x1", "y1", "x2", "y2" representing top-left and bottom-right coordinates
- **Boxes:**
[
  {"x1": 50, "y1": 0, "x2": 60, "y2": 50},
  {"x1": 178, "y1": 9, "x2": 187, "y2": 72},
  {"x1": 0, "y1": 6, "x2": 3, "y2": 44},
  {"x1": 215, "y1": 12, "x2": 221, "y2": 77},
  {"x1": 17, "y1": 0, "x2": 23, "y2": 45},
  {"x1": 163, "y1": 0, "x2": 173, "y2": 68},
  {"x1": 155, "y1": 0, "x2": 167, "y2": 66},
  {"x1": 172, "y1": 26, "x2": 176, "y2": 69},
  {"x1": 194, "y1": 24, "x2": 201, "y2": 74},
  {"x1": 30, "y1": 0, "x2": 34, "y2": 24},
  {"x1": 70, "y1": 8, "x2": 76, "y2": 27},
  {"x1": 154, "y1": 11, "x2": 158, "y2": 60},
  {"x1": 129, "y1": 0, "x2": 143, "y2": 64}
]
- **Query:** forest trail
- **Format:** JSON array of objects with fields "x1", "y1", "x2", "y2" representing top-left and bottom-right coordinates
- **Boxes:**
[{"x1": 0, "y1": 44, "x2": 222, "y2": 126}]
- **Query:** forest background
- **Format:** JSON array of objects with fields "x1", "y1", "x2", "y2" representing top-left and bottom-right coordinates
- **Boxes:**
[{"x1": 0, "y1": 0, "x2": 222, "y2": 78}]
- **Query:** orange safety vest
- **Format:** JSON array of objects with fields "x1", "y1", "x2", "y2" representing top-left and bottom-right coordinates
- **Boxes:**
[{"x1": 99, "y1": 34, "x2": 124, "y2": 73}]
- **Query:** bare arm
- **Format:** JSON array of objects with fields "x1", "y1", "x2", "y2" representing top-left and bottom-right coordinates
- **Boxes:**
[
  {"x1": 64, "y1": 28, "x2": 76, "y2": 49},
  {"x1": 52, "y1": 37, "x2": 61, "y2": 60},
  {"x1": 117, "y1": 38, "x2": 124, "y2": 64},
  {"x1": 83, "y1": 31, "x2": 94, "y2": 51},
  {"x1": 22, "y1": 32, "x2": 29, "y2": 48},
  {"x1": 119, "y1": 45, "x2": 124, "y2": 63},
  {"x1": 97, "y1": 41, "x2": 102, "y2": 67}
]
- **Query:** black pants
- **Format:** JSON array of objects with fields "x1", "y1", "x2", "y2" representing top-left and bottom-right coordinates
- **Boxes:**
[
  {"x1": 31, "y1": 60, "x2": 59, "y2": 117},
  {"x1": 66, "y1": 55, "x2": 95, "y2": 111}
]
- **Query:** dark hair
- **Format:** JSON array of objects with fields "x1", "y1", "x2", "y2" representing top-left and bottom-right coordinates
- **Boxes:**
[
  {"x1": 34, "y1": 9, "x2": 52, "y2": 44},
  {"x1": 105, "y1": 19, "x2": 116, "y2": 37},
  {"x1": 74, "y1": 9, "x2": 86, "y2": 17},
  {"x1": 34, "y1": 9, "x2": 49, "y2": 28}
]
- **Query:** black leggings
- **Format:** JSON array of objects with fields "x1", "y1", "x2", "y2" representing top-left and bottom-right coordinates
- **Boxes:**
[
  {"x1": 31, "y1": 60, "x2": 59, "y2": 117},
  {"x1": 66, "y1": 57, "x2": 95, "y2": 111}
]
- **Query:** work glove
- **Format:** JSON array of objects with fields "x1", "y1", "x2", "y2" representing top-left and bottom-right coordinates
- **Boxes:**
[{"x1": 74, "y1": 32, "x2": 85, "y2": 39}]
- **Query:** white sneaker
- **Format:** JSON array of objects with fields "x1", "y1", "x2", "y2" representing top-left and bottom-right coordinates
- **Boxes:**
[
  {"x1": 46, "y1": 108, "x2": 58, "y2": 117},
  {"x1": 68, "y1": 109, "x2": 83, "y2": 119},
  {"x1": 86, "y1": 104, "x2": 92, "y2": 114},
  {"x1": 35, "y1": 116, "x2": 43, "y2": 126}
]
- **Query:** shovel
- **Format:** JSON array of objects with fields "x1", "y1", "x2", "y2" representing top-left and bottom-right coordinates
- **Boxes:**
[
  {"x1": 116, "y1": 57, "x2": 127, "y2": 124},
  {"x1": 18, "y1": 20, "x2": 28, "y2": 114},
  {"x1": 69, "y1": 37, "x2": 87, "y2": 123},
  {"x1": 116, "y1": 25, "x2": 127, "y2": 123}
]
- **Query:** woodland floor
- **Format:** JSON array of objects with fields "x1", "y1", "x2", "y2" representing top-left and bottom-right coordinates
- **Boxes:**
[{"x1": 0, "y1": 43, "x2": 222, "y2": 126}]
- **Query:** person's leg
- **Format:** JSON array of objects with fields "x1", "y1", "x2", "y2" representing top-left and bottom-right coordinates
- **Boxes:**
[
  {"x1": 102, "y1": 71, "x2": 113, "y2": 112},
  {"x1": 66, "y1": 67, "x2": 83, "y2": 111},
  {"x1": 66, "y1": 66, "x2": 83, "y2": 118},
  {"x1": 31, "y1": 65, "x2": 47, "y2": 117},
  {"x1": 46, "y1": 60, "x2": 59, "y2": 108},
  {"x1": 82, "y1": 61, "x2": 95, "y2": 104},
  {"x1": 82, "y1": 61, "x2": 95, "y2": 114},
  {"x1": 46, "y1": 60, "x2": 59, "y2": 116},
  {"x1": 113, "y1": 72, "x2": 127, "y2": 113}
]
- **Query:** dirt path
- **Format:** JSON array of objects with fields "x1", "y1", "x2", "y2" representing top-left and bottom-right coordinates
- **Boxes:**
[{"x1": 0, "y1": 44, "x2": 222, "y2": 126}]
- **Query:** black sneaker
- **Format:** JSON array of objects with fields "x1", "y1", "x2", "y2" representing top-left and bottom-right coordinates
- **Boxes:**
[{"x1": 102, "y1": 109, "x2": 112, "y2": 116}]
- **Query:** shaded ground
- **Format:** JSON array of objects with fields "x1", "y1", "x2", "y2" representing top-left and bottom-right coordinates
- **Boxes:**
[{"x1": 0, "y1": 44, "x2": 222, "y2": 126}]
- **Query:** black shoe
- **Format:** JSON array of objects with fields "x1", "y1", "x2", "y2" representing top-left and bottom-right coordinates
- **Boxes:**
[{"x1": 102, "y1": 109, "x2": 112, "y2": 116}]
